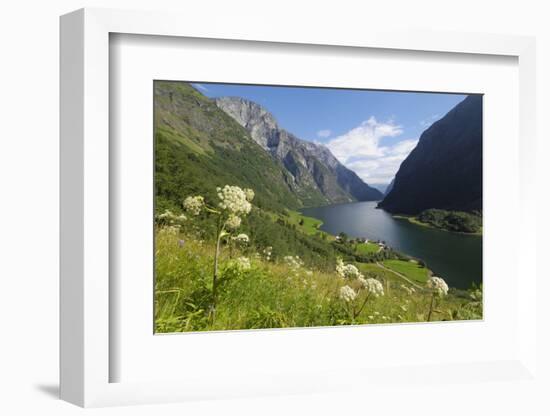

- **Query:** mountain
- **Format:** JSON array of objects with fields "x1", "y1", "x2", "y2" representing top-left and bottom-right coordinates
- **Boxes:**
[
  {"x1": 215, "y1": 97, "x2": 383, "y2": 204},
  {"x1": 154, "y1": 81, "x2": 305, "y2": 213},
  {"x1": 379, "y1": 95, "x2": 482, "y2": 214}
]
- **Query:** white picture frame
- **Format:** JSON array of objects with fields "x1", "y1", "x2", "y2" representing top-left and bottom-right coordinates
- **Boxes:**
[{"x1": 60, "y1": 7, "x2": 538, "y2": 408}]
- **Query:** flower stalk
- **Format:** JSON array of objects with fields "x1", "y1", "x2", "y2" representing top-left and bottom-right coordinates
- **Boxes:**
[
  {"x1": 183, "y1": 185, "x2": 255, "y2": 323},
  {"x1": 426, "y1": 276, "x2": 448, "y2": 322}
]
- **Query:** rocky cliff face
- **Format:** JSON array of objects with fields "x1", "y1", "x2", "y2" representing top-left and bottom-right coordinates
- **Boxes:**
[
  {"x1": 379, "y1": 95, "x2": 482, "y2": 214},
  {"x1": 215, "y1": 97, "x2": 383, "y2": 204}
]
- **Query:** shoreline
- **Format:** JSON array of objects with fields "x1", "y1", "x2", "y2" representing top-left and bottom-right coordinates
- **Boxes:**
[{"x1": 392, "y1": 214, "x2": 482, "y2": 236}]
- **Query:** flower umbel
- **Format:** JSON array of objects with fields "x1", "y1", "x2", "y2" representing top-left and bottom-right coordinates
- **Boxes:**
[
  {"x1": 234, "y1": 256, "x2": 251, "y2": 271},
  {"x1": 232, "y1": 233, "x2": 249, "y2": 244},
  {"x1": 427, "y1": 276, "x2": 449, "y2": 296},
  {"x1": 183, "y1": 196, "x2": 205, "y2": 216},
  {"x1": 360, "y1": 277, "x2": 385, "y2": 297},
  {"x1": 339, "y1": 285, "x2": 357, "y2": 302},
  {"x1": 244, "y1": 188, "x2": 255, "y2": 202},
  {"x1": 217, "y1": 185, "x2": 252, "y2": 216},
  {"x1": 336, "y1": 259, "x2": 361, "y2": 279},
  {"x1": 225, "y1": 214, "x2": 242, "y2": 230}
]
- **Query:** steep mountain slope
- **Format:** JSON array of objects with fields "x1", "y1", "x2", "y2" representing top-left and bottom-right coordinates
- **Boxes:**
[
  {"x1": 379, "y1": 95, "x2": 482, "y2": 214},
  {"x1": 215, "y1": 97, "x2": 383, "y2": 204},
  {"x1": 155, "y1": 81, "x2": 305, "y2": 213}
]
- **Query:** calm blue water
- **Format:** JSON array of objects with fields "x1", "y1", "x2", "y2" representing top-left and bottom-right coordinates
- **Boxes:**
[{"x1": 302, "y1": 201, "x2": 482, "y2": 289}]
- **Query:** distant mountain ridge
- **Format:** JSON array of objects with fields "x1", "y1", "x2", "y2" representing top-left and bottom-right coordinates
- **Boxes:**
[
  {"x1": 215, "y1": 96, "x2": 383, "y2": 204},
  {"x1": 379, "y1": 95, "x2": 482, "y2": 214}
]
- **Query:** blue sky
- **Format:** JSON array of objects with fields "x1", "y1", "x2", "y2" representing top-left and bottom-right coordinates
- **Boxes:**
[{"x1": 193, "y1": 82, "x2": 466, "y2": 187}]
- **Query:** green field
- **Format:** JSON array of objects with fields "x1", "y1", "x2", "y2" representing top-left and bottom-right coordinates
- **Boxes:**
[
  {"x1": 354, "y1": 241, "x2": 381, "y2": 255},
  {"x1": 381, "y1": 259, "x2": 430, "y2": 283},
  {"x1": 286, "y1": 210, "x2": 326, "y2": 236}
]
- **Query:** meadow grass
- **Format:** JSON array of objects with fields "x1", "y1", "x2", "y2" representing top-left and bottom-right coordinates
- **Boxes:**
[
  {"x1": 155, "y1": 228, "x2": 482, "y2": 333},
  {"x1": 381, "y1": 259, "x2": 430, "y2": 283},
  {"x1": 286, "y1": 210, "x2": 326, "y2": 236},
  {"x1": 354, "y1": 241, "x2": 381, "y2": 255}
]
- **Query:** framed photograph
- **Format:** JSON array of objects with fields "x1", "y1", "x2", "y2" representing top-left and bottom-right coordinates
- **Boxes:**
[
  {"x1": 60, "y1": 8, "x2": 538, "y2": 408},
  {"x1": 152, "y1": 80, "x2": 483, "y2": 334}
]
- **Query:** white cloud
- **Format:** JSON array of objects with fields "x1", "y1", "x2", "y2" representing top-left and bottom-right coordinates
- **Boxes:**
[
  {"x1": 325, "y1": 116, "x2": 417, "y2": 185},
  {"x1": 316, "y1": 129, "x2": 332, "y2": 138},
  {"x1": 192, "y1": 83, "x2": 209, "y2": 92},
  {"x1": 419, "y1": 113, "x2": 440, "y2": 129}
]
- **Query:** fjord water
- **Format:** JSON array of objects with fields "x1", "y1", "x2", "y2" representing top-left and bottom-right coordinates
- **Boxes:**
[{"x1": 302, "y1": 201, "x2": 482, "y2": 289}]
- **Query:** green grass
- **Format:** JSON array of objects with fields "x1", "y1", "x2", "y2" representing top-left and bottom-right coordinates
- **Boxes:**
[
  {"x1": 286, "y1": 210, "x2": 326, "y2": 236},
  {"x1": 155, "y1": 228, "x2": 482, "y2": 333},
  {"x1": 354, "y1": 241, "x2": 381, "y2": 255},
  {"x1": 381, "y1": 259, "x2": 430, "y2": 283}
]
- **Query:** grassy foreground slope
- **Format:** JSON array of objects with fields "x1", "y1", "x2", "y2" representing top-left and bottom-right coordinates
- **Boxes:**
[{"x1": 155, "y1": 227, "x2": 482, "y2": 332}]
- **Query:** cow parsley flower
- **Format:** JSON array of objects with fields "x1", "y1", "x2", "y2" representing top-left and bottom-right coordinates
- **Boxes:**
[
  {"x1": 262, "y1": 246, "x2": 273, "y2": 261},
  {"x1": 217, "y1": 185, "x2": 252, "y2": 216},
  {"x1": 234, "y1": 256, "x2": 251, "y2": 271},
  {"x1": 244, "y1": 188, "x2": 255, "y2": 202},
  {"x1": 427, "y1": 276, "x2": 449, "y2": 296},
  {"x1": 339, "y1": 285, "x2": 357, "y2": 302},
  {"x1": 233, "y1": 233, "x2": 249, "y2": 243},
  {"x1": 164, "y1": 225, "x2": 180, "y2": 235},
  {"x1": 183, "y1": 195, "x2": 204, "y2": 216},
  {"x1": 336, "y1": 259, "x2": 361, "y2": 279},
  {"x1": 284, "y1": 255, "x2": 303, "y2": 270},
  {"x1": 158, "y1": 210, "x2": 173, "y2": 220},
  {"x1": 361, "y1": 278, "x2": 385, "y2": 297},
  {"x1": 225, "y1": 214, "x2": 242, "y2": 230}
]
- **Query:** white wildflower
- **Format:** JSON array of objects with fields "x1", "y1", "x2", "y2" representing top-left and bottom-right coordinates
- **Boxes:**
[
  {"x1": 427, "y1": 276, "x2": 449, "y2": 296},
  {"x1": 262, "y1": 246, "x2": 273, "y2": 261},
  {"x1": 284, "y1": 255, "x2": 303, "y2": 270},
  {"x1": 158, "y1": 210, "x2": 173, "y2": 220},
  {"x1": 234, "y1": 256, "x2": 251, "y2": 271},
  {"x1": 362, "y1": 278, "x2": 385, "y2": 297},
  {"x1": 217, "y1": 185, "x2": 252, "y2": 216},
  {"x1": 225, "y1": 214, "x2": 242, "y2": 230},
  {"x1": 164, "y1": 225, "x2": 180, "y2": 235},
  {"x1": 176, "y1": 213, "x2": 187, "y2": 221},
  {"x1": 232, "y1": 233, "x2": 249, "y2": 243},
  {"x1": 183, "y1": 195, "x2": 204, "y2": 216},
  {"x1": 339, "y1": 285, "x2": 357, "y2": 302},
  {"x1": 244, "y1": 188, "x2": 255, "y2": 202},
  {"x1": 335, "y1": 258, "x2": 361, "y2": 279}
]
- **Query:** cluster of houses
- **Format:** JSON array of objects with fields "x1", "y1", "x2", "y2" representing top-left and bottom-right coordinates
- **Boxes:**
[{"x1": 334, "y1": 235, "x2": 388, "y2": 250}]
